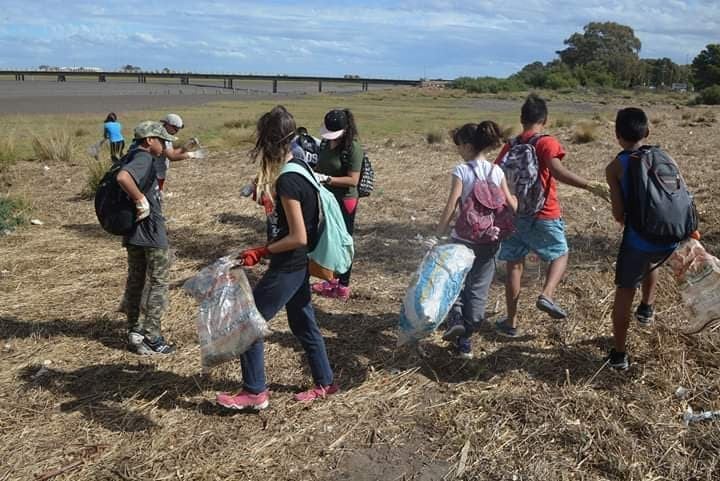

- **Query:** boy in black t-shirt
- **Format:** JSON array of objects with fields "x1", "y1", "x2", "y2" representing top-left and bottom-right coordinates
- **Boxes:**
[{"x1": 116, "y1": 121, "x2": 177, "y2": 355}]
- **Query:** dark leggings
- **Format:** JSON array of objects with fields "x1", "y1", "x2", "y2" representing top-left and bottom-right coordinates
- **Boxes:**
[
  {"x1": 110, "y1": 141, "x2": 125, "y2": 162},
  {"x1": 337, "y1": 196, "x2": 357, "y2": 287}
]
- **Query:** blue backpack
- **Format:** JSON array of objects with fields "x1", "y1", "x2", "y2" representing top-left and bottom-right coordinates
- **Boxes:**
[{"x1": 280, "y1": 162, "x2": 354, "y2": 274}]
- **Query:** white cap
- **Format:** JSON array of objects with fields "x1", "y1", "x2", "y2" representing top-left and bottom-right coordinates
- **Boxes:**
[{"x1": 163, "y1": 113, "x2": 184, "y2": 129}]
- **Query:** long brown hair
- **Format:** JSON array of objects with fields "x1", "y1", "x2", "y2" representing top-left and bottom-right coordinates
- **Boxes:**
[{"x1": 250, "y1": 105, "x2": 297, "y2": 198}]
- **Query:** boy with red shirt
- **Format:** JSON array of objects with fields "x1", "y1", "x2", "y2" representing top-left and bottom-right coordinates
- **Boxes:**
[{"x1": 494, "y1": 94, "x2": 609, "y2": 337}]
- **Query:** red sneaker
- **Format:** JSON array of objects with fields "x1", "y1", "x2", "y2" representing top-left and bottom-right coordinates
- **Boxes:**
[
  {"x1": 311, "y1": 279, "x2": 338, "y2": 295},
  {"x1": 328, "y1": 285, "x2": 351, "y2": 301},
  {"x1": 293, "y1": 384, "x2": 339, "y2": 403},
  {"x1": 216, "y1": 390, "x2": 269, "y2": 410}
]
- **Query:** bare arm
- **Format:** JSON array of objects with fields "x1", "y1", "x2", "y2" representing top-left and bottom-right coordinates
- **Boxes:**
[
  {"x1": 328, "y1": 170, "x2": 360, "y2": 188},
  {"x1": 266, "y1": 196, "x2": 307, "y2": 253},
  {"x1": 436, "y1": 176, "x2": 463, "y2": 236},
  {"x1": 116, "y1": 170, "x2": 144, "y2": 202},
  {"x1": 164, "y1": 145, "x2": 191, "y2": 162},
  {"x1": 548, "y1": 157, "x2": 589, "y2": 189},
  {"x1": 500, "y1": 177, "x2": 518, "y2": 213},
  {"x1": 605, "y1": 158, "x2": 625, "y2": 224}
]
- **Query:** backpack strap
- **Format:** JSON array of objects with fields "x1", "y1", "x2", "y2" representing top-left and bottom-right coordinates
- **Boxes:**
[{"x1": 280, "y1": 160, "x2": 321, "y2": 191}]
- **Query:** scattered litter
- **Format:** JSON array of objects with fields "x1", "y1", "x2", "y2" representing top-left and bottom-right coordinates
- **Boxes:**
[
  {"x1": 30, "y1": 219, "x2": 44, "y2": 225},
  {"x1": 43, "y1": 165, "x2": 50, "y2": 171},
  {"x1": 32, "y1": 361, "x2": 52, "y2": 379},
  {"x1": 675, "y1": 386, "x2": 690, "y2": 399},
  {"x1": 0, "y1": 270, "x2": 9, "y2": 276},
  {"x1": 683, "y1": 407, "x2": 720, "y2": 425},
  {"x1": 410, "y1": 215, "x2": 417, "y2": 221}
]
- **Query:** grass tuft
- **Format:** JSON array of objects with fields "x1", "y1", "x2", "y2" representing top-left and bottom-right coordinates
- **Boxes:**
[
  {"x1": 82, "y1": 158, "x2": 111, "y2": 199},
  {"x1": 425, "y1": 130, "x2": 444, "y2": 144},
  {"x1": 32, "y1": 131, "x2": 74, "y2": 162},
  {"x1": 572, "y1": 121, "x2": 598, "y2": 144}
]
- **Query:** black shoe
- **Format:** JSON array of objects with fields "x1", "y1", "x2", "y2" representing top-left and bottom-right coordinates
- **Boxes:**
[
  {"x1": 635, "y1": 303, "x2": 654, "y2": 327},
  {"x1": 128, "y1": 331, "x2": 175, "y2": 355},
  {"x1": 442, "y1": 310, "x2": 466, "y2": 342},
  {"x1": 606, "y1": 349, "x2": 629, "y2": 370}
]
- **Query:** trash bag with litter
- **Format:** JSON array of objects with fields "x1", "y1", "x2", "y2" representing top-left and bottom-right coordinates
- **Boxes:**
[
  {"x1": 397, "y1": 243, "x2": 476, "y2": 345},
  {"x1": 667, "y1": 239, "x2": 720, "y2": 334},
  {"x1": 184, "y1": 256, "x2": 269, "y2": 368}
]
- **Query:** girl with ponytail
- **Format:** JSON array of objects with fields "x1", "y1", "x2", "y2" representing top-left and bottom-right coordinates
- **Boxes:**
[
  {"x1": 427, "y1": 120, "x2": 517, "y2": 358},
  {"x1": 216, "y1": 105, "x2": 337, "y2": 410}
]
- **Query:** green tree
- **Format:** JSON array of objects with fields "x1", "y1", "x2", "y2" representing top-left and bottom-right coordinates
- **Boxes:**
[
  {"x1": 691, "y1": 44, "x2": 720, "y2": 90},
  {"x1": 557, "y1": 22, "x2": 641, "y2": 86}
]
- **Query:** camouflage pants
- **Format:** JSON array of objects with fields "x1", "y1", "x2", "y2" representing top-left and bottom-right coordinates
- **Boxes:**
[{"x1": 123, "y1": 245, "x2": 170, "y2": 338}]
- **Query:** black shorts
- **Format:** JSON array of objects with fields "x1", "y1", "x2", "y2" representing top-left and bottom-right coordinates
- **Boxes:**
[{"x1": 615, "y1": 243, "x2": 673, "y2": 288}]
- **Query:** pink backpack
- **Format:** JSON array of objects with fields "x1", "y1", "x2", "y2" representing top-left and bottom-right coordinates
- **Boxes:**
[{"x1": 454, "y1": 163, "x2": 515, "y2": 244}]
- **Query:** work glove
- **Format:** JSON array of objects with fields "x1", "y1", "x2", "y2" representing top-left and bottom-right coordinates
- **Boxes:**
[
  {"x1": 186, "y1": 148, "x2": 207, "y2": 160},
  {"x1": 423, "y1": 236, "x2": 439, "y2": 250},
  {"x1": 135, "y1": 196, "x2": 150, "y2": 221},
  {"x1": 238, "y1": 246, "x2": 270, "y2": 267},
  {"x1": 585, "y1": 181, "x2": 611, "y2": 202},
  {"x1": 315, "y1": 173, "x2": 331, "y2": 184}
]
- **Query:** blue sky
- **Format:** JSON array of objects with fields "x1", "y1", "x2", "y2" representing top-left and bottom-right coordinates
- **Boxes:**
[{"x1": 0, "y1": 1, "x2": 717, "y2": 79}]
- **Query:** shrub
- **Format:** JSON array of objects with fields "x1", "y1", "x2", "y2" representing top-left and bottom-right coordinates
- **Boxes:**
[
  {"x1": 552, "y1": 117, "x2": 573, "y2": 128},
  {"x1": 82, "y1": 158, "x2": 111, "y2": 198},
  {"x1": 695, "y1": 85, "x2": 720, "y2": 105},
  {"x1": 32, "y1": 131, "x2": 74, "y2": 162},
  {"x1": 425, "y1": 130, "x2": 444, "y2": 144},
  {"x1": 572, "y1": 121, "x2": 598, "y2": 144},
  {"x1": 501, "y1": 125, "x2": 518, "y2": 140},
  {"x1": 74, "y1": 128, "x2": 89, "y2": 137},
  {"x1": 227, "y1": 126, "x2": 256, "y2": 146},
  {"x1": 0, "y1": 196, "x2": 27, "y2": 233},
  {"x1": 223, "y1": 119, "x2": 255, "y2": 129}
]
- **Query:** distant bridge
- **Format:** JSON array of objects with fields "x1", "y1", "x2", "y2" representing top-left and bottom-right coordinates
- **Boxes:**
[{"x1": 1, "y1": 70, "x2": 422, "y2": 93}]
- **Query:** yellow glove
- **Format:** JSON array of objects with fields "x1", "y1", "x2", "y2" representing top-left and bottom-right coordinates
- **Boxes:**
[{"x1": 586, "y1": 181, "x2": 610, "y2": 202}]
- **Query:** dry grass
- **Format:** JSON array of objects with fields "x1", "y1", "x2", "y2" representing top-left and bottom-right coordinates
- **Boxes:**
[
  {"x1": 82, "y1": 158, "x2": 111, "y2": 198},
  {"x1": 0, "y1": 129, "x2": 18, "y2": 169},
  {"x1": 31, "y1": 130, "x2": 75, "y2": 162},
  {"x1": 426, "y1": 129, "x2": 444, "y2": 144},
  {"x1": 572, "y1": 121, "x2": 599, "y2": 144},
  {"x1": 1, "y1": 95, "x2": 719, "y2": 481}
]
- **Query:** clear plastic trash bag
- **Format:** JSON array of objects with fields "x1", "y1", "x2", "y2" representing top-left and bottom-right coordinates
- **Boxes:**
[{"x1": 184, "y1": 256, "x2": 269, "y2": 368}]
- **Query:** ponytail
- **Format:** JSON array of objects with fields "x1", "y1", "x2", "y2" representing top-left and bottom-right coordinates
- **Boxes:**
[{"x1": 452, "y1": 120, "x2": 502, "y2": 155}]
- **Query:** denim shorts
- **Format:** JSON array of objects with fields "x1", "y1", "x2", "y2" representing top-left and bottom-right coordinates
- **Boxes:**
[
  {"x1": 498, "y1": 217, "x2": 568, "y2": 262},
  {"x1": 615, "y1": 243, "x2": 673, "y2": 288}
]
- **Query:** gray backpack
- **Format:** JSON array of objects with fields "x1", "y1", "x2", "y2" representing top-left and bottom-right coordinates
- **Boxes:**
[{"x1": 499, "y1": 134, "x2": 548, "y2": 217}]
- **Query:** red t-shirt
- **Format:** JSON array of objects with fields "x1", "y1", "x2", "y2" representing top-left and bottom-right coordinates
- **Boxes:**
[{"x1": 495, "y1": 131, "x2": 566, "y2": 220}]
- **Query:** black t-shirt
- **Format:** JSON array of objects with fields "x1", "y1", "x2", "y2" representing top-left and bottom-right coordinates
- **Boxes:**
[
  {"x1": 268, "y1": 157, "x2": 320, "y2": 272},
  {"x1": 121, "y1": 148, "x2": 167, "y2": 249}
]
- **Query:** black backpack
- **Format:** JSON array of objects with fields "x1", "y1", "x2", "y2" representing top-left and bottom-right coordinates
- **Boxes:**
[
  {"x1": 295, "y1": 130, "x2": 320, "y2": 167},
  {"x1": 625, "y1": 146, "x2": 697, "y2": 244},
  {"x1": 340, "y1": 145, "x2": 374, "y2": 197},
  {"x1": 94, "y1": 150, "x2": 155, "y2": 236}
]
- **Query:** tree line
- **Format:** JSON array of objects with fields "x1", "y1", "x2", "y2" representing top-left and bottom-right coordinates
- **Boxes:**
[{"x1": 452, "y1": 22, "x2": 720, "y2": 104}]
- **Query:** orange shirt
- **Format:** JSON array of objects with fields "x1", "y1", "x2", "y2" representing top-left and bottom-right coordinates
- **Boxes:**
[{"x1": 495, "y1": 131, "x2": 566, "y2": 220}]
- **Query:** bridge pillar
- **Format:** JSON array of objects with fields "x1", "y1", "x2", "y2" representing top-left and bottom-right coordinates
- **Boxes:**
[
  {"x1": 272, "y1": 79, "x2": 278, "y2": 94},
  {"x1": 180, "y1": 76, "x2": 190, "y2": 85},
  {"x1": 57, "y1": 74, "x2": 66, "y2": 82},
  {"x1": 99, "y1": 74, "x2": 106, "y2": 82},
  {"x1": 318, "y1": 80, "x2": 322, "y2": 93}
]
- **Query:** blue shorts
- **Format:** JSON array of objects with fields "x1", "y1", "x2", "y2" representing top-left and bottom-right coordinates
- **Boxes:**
[{"x1": 498, "y1": 217, "x2": 568, "y2": 262}]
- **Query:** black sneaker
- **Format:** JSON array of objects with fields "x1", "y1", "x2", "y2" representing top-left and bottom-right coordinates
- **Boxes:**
[
  {"x1": 606, "y1": 349, "x2": 629, "y2": 370},
  {"x1": 128, "y1": 331, "x2": 176, "y2": 355},
  {"x1": 635, "y1": 303, "x2": 654, "y2": 327},
  {"x1": 442, "y1": 310, "x2": 466, "y2": 342}
]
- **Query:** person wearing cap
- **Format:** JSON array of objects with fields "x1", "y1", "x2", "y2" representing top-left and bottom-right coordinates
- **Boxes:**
[
  {"x1": 311, "y1": 108, "x2": 364, "y2": 301},
  {"x1": 155, "y1": 113, "x2": 201, "y2": 191},
  {"x1": 115, "y1": 121, "x2": 178, "y2": 355}
]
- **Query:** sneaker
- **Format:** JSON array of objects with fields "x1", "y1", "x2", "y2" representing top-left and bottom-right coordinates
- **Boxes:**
[
  {"x1": 495, "y1": 318, "x2": 519, "y2": 338},
  {"x1": 606, "y1": 349, "x2": 629, "y2": 371},
  {"x1": 312, "y1": 279, "x2": 337, "y2": 295},
  {"x1": 128, "y1": 331, "x2": 176, "y2": 355},
  {"x1": 635, "y1": 303, "x2": 655, "y2": 327},
  {"x1": 328, "y1": 285, "x2": 351, "y2": 301},
  {"x1": 455, "y1": 336, "x2": 473, "y2": 359},
  {"x1": 536, "y1": 295, "x2": 567, "y2": 319},
  {"x1": 216, "y1": 390, "x2": 269, "y2": 410},
  {"x1": 293, "y1": 384, "x2": 339, "y2": 402},
  {"x1": 442, "y1": 311, "x2": 466, "y2": 342}
]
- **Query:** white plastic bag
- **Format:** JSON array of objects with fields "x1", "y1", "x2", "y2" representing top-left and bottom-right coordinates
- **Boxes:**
[
  {"x1": 397, "y1": 244, "x2": 476, "y2": 345},
  {"x1": 184, "y1": 256, "x2": 269, "y2": 367},
  {"x1": 668, "y1": 239, "x2": 720, "y2": 333}
]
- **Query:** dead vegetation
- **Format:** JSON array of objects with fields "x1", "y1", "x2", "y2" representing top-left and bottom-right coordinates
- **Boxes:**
[{"x1": 1, "y1": 97, "x2": 719, "y2": 481}]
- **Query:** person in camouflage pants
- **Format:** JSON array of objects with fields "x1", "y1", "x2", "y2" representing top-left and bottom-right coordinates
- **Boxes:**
[
  {"x1": 116, "y1": 121, "x2": 176, "y2": 355},
  {"x1": 124, "y1": 246, "x2": 170, "y2": 338}
]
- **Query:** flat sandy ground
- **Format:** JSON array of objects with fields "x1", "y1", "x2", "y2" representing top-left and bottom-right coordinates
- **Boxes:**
[
  {"x1": 0, "y1": 78, "x2": 386, "y2": 114},
  {"x1": 1, "y1": 89, "x2": 719, "y2": 480}
]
